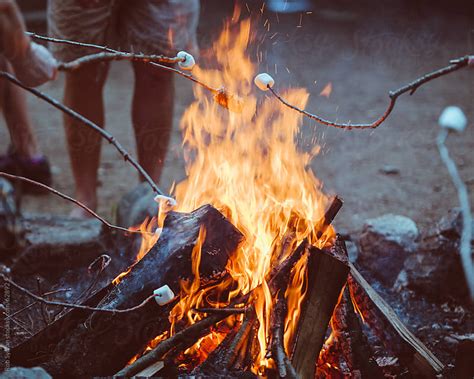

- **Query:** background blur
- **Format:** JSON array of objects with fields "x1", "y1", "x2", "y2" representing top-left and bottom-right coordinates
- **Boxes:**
[{"x1": 2, "y1": 0, "x2": 473, "y2": 233}]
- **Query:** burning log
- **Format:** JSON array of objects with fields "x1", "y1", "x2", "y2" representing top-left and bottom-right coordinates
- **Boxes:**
[
  {"x1": 331, "y1": 287, "x2": 384, "y2": 378},
  {"x1": 348, "y1": 263, "x2": 444, "y2": 378},
  {"x1": 193, "y1": 307, "x2": 257, "y2": 375},
  {"x1": 291, "y1": 236, "x2": 350, "y2": 379},
  {"x1": 116, "y1": 309, "x2": 241, "y2": 377},
  {"x1": 14, "y1": 205, "x2": 242, "y2": 378}
]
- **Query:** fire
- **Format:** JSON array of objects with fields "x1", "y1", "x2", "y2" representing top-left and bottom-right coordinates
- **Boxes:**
[
  {"x1": 130, "y1": 216, "x2": 160, "y2": 261},
  {"x1": 319, "y1": 82, "x2": 332, "y2": 98},
  {"x1": 164, "y1": 9, "x2": 335, "y2": 373}
]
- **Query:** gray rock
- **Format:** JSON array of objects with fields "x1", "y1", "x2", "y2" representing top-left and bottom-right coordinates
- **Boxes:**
[
  {"x1": 0, "y1": 367, "x2": 52, "y2": 379},
  {"x1": 394, "y1": 209, "x2": 472, "y2": 302},
  {"x1": 12, "y1": 214, "x2": 104, "y2": 279},
  {"x1": 357, "y1": 214, "x2": 419, "y2": 285}
]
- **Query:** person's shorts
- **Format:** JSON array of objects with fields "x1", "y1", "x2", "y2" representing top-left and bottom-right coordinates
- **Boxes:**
[{"x1": 47, "y1": 0, "x2": 199, "y2": 62}]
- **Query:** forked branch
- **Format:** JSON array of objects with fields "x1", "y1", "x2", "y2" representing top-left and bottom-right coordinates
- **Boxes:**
[{"x1": 268, "y1": 55, "x2": 473, "y2": 130}]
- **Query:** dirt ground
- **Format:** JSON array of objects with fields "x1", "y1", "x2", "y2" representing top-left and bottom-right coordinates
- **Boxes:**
[{"x1": 2, "y1": 0, "x2": 473, "y2": 235}]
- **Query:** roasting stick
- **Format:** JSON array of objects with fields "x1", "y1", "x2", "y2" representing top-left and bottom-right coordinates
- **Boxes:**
[
  {"x1": 0, "y1": 172, "x2": 148, "y2": 235},
  {"x1": 0, "y1": 274, "x2": 166, "y2": 314},
  {"x1": 27, "y1": 32, "x2": 242, "y2": 111},
  {"x1": 26, "y1": 32, "x2": 185, "y2": 67},
  {"x1": 256, "y1": 55, "x2": 474, "y2": 130},
  {"x1": 28, "y1": 33, "x2": 217, "y2": 95},
  {"x1": 28, "y1": 31, "x2": 474, "y2": 121},
  {"x1": 0, "y1": 72, "x2": 167, "y2": 199}
]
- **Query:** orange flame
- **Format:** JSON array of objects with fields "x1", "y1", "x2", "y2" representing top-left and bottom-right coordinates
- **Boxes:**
[
  {"x1": 165, "y1": 14, "x2": 335, "y2": 372},
  {"x1": 320, "y1": 82, "x2": 332, "y2": 98}
]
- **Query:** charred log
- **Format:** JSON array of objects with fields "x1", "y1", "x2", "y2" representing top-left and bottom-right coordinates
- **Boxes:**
[
  {"x1": 348, "y1": 263, "x2": 444, "y2": 378},
  {"x1": 332, "y1": 287, "x2": 384, "y2": 378},
  {"x1": 16, "y1": 204, "x2": 242, "y2": 378},
  {"x1": 291, "y1": 236, "x2": 350, "y2": 379}
]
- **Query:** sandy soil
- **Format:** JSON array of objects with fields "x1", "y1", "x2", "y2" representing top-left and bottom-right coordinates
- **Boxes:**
[{"x1": 2, "y1": 0, "x2": 473, "y2": 235}]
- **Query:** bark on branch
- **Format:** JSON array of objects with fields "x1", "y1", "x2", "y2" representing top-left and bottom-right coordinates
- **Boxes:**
[{"x1": 269, "y1": 55, "x2": 473, "y2": 130}]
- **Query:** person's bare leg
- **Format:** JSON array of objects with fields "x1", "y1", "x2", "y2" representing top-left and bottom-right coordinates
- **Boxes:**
[
  {"x1": 0, "y1": 57, "x2": 40, "y2": 158},
  {"x1": 131, "y1": 61, "x2": 174, "y2": 184},
  {"x1": 63, "y1": 62, "x2": 109, "y2": 217}
]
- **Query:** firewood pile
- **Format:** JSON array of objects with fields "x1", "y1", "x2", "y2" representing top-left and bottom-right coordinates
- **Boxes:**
[{"x1": 1, "y1": 196, "x2": 447, "y2": 378}]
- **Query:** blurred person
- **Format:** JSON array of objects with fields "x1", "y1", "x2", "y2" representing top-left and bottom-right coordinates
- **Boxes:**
[
  {"x1": 48, "y1": 0, "x2": 199, "y2": 218},
  {"x1": 0, "y1": 0, "x2": 57, "y2": 191}
]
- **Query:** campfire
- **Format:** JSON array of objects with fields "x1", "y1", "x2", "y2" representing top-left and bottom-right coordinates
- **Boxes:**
[{"x1": 6, "y1": 6, "x2": 473, "y2": 379}]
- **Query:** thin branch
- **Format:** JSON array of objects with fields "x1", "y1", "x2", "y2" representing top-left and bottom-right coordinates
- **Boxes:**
[
  {"x1": 5, "y1": 312, "x2": 33, "y2": 336},
  {"x1": 437, "y1": 128, "x2": 474, "y2": 300},
  {"x1": 0, "y1": 71, "x2": 165, "y2": 197},
  {"x1": 27, "y1": 31, "x2": 117, "y2": 53},
  {"x1": 268, "y1": 55, "x2": 473, "y2": 130},
  {"x1": 58, "y1": 51, "x2": 183, "y2": 72},
  {"x1": 27, "y1": 31, "x2": 217, "y2": 94},
  {"x1": 1, "y1": 274, "x2": 160, "y2": 314},
  {"x1": 76, "y1": 254, "x2": 112, "y2": 303},
  {"x1": 149, "y1": 61, "x2": 217, "y2": 93},
  {"x1": 4, "y1": 288, "x2": 70, "y2": 320},
  {"x1": 0, "y1": 171, "x2": 144, "y2": 235}
]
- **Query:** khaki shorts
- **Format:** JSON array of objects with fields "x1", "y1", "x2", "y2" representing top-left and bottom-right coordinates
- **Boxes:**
[{"x1": 47, "y1": 0, "x2": 199, "y2": 61}]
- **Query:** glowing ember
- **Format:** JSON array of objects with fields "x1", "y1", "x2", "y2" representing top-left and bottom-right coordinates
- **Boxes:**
[{"x1": 320, "y1": 82, "x2": 332, "y2": 98}]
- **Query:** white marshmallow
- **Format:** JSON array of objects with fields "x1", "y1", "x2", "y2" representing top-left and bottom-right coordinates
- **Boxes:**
[
  {"x1": 254, "y1": 73, "x2": 275, "y2": 91},
  {"x1": 177, "y1": 51, "x2": 195, "y2": 71},
  {"x1": 153, "y1": 285, "x2": 176, "y2": 306},
  {"x1": 154, "y1": 195, "x2": 177, "y2": 208},
  {"x1": 438, "y1": 106, "x2": 467, "y2": 132}
]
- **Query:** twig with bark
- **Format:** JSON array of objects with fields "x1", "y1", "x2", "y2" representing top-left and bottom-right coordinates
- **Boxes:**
[
  {"x1": 0, "y1": 172, "x2": 142, "y2": 234},
  {"x1": 28, "y1": 32, "x2": 244, "y2": 110},
  {"x1": 268, "y1": 55, "x2": 473, "y2": 130},
  {"x1": 58, "y1": 51, "x2": 183, "y2": 71},
  {"x1": 27, "y1": 32, "x2": 219, "y2": 93},
  {"x1": 437, "y1": 127, "x2": 474, "y2": 300},
  {"x1": 0, "y1": 72, "x2": 165, "y2": 197},
  {"x1": 0, "y1": 274, "x2": 162, "y2": 314}
]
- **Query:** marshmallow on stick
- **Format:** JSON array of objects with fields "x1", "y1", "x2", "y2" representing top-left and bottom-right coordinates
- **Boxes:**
[
  {"x1": 153, "y1": 285, "x2": 176, "y2": 306},
  {"x1": 254, "y1": 73, "x2": 275, "y2": 91},
  {"x1": 154, "y1": 195, "x2": 177, "y2": 208},
  {"x1": 438, "y1": 106, "x2": 467, "y2": 132},
  {"x1": 177, "y1": 51, "x2": 195, "y2": 71}
]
